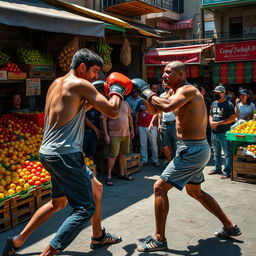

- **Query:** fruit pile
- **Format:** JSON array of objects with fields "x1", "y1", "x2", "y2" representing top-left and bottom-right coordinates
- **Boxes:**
[
  {"x1": 0, "y1": 125, "x2": 18, "y2": 144},
  {"x1": 0, "y1": 160, "x2": 51, "y2": 199},
  {"x1": 0, "y1": 51, "x2": 10, "y2": 65},
  {"x1": 17, "y1": 47, "x2": 54, "y2": 65},
  {"x1": 0, "y1": 63, "x2": 22, "y2": 72},
  {"x1": 84, "y1": 157, "x2": 94, "y2": 168},
  {"x1": 230, "y1": 120, "x2": 256, "y2": 134},
  {"x1": 0, "y1": 114, "x2": 43, "y2": 137},
  {"x1": 58, "y1": 47, "x2": 76, "y2": 72},
  {"x1": 238, "y1": 144, "x2": 256, "y2": 155}
]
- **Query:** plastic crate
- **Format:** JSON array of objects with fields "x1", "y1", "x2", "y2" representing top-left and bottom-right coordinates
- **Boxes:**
[{"x1": 226, "y1": 131, "x2": 256, "y2": 142}]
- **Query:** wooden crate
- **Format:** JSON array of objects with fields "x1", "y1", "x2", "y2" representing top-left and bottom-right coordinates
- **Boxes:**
[
  {"x1": 28, "y1": 71, "x2": 55, "y2": 80},
  {"x1": 35, "y1": 183, "x2": 52, "y2": 209},
  {"x1": 113, "y1": 153, "x2": 141, "y2": 176},
  {"x1": 233, "y1": 154, "x2": 256, "y2": 183},
  {"x1": 0, "y1": 199, "x2": 12, "y2": 233},
  {"x1": 10, "y1": 189, "x2": 36, "y2": 227}
]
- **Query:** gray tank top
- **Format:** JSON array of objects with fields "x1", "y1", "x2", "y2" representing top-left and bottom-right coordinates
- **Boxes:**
[{"x1": 39, "y1": 102, "x2": 86, "y2": 155}]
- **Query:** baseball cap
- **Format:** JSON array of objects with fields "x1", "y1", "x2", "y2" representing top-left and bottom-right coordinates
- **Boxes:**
[
  {"x1": 213, "y1": 85, "x2": 226, "y2": 93},
  {"x1": 239, "y1": 89, "x2": 249, "y2": 95}
]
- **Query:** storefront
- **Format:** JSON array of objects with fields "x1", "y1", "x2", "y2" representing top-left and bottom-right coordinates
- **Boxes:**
[
  {"x1": 144, "y1": 43, "x2": 214, "y2": 84},
  {"x1": 212, "y1": 40, "x2": 256, "y2": 86}
]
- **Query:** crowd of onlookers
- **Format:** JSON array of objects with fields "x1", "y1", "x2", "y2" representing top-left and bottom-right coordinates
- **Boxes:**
[
  {"x1": 4, "y1": 80, "x2": 256, "y2": 185},
  {"x1": 83, "y1": 80, "x2": 256, "y2": 185}
]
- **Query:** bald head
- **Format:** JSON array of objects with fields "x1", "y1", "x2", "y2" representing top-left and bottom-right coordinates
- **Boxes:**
[{"x1": 167, "y1": 61, "x2": 186, "y2": 75}]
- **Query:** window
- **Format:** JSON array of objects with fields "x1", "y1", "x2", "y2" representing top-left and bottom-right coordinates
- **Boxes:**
[
  {"x1": 229, "y1": 17, "x2": 243, "y2": 38},
  {"x1": 172, "y1": 0, "x2": 184, "y2": 14},
  {"x1": 205, "y1": 21, "x2": 215, "y2": 38}
]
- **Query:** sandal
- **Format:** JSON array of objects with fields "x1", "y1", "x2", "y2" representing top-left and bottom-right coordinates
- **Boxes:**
[
  {"x1": 137, "y1": 235, "x2": 168, "y2": 252},
  {"x1": 118, "y1": 174, "x2": 133, "y2": 181},
  {"x1": 90, "y1": 228, "x2": 122, "y2": 249},
  {"x1": 215, "y1": 225, "x2": 242, "y2": 238},
  {"x1": 105, "y1": 179, "x2": 113, "y2": 186},
  {"x1": 2, "y1": 236, "x2": 20, "y2": 256}
]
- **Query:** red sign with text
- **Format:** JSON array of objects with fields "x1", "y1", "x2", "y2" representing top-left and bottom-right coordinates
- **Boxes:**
[{"x1": 215, "y1": 41, "x2": 256, "y2": 62}]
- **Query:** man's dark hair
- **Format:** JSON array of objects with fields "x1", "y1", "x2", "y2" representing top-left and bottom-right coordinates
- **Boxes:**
[{"x1": 70, "y1": 48, "x2": 103, "y2": 70}]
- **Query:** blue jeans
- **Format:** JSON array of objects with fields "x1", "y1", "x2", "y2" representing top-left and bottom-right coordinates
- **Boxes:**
[
  {"x1": 40, "y1": 152, "x2": 96, "y2": 251},
  {"x1": 83, "y1": 132, "x2": 98, "y2": 157},
  {"x1": 211, "y1": 132, "x2": 232, "y2": 176},
  {"x1": 160, "y1": 121, "x2": 177, "y2": 157}
]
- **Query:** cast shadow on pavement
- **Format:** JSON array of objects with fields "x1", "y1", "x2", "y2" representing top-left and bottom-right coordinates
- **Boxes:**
[{"x1": 135, "y1": 237, "x2": 243, "y2": 256}]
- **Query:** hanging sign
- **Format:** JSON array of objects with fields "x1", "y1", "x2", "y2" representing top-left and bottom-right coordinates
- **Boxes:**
[
  {"x1": 215, "y1": 41, "x2": 256, "y2": 62},
  {"x1": 26, "y1": 78, "x2": 41, "y2": 96}
]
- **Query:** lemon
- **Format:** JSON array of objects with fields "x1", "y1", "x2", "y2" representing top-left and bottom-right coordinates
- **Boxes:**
[
  {"x1": 0, "y1": 192, "x2": 4, "y2": 199},
  {"x1": 8, "y1": 189, "x2": 15, "y2": 195}
]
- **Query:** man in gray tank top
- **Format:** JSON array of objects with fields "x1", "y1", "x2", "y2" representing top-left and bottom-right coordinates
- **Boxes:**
[{"x1": 3, "y1": 49, "x2": 133, "y2": 256}]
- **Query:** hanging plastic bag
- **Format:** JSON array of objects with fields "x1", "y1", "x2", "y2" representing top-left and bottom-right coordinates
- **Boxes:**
[{"x1": 120, "y1": 38, "x2": 132, "y2": 66}]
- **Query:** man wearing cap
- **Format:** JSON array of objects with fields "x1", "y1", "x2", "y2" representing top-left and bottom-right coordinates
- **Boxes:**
[{"x1": 208, "y1": 84, "x2": 237, "y2": 179}]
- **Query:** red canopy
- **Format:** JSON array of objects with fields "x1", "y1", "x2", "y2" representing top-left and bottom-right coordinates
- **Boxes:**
[
  {"x1": 170, "y1": 19, "x2": 193, "y2": 30},
  {"x1": 144, "y1": 44, "x2": 213, "y2": 65}
]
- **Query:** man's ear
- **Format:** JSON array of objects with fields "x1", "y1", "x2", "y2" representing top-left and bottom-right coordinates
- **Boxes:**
[{"x1": 80, "y1": 63, "x2": 87, "y2": 72}]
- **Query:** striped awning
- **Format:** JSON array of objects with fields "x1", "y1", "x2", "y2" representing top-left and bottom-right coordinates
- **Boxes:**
[{"x1": 170, "y1": 19, "x2": 193, "y2": 31}]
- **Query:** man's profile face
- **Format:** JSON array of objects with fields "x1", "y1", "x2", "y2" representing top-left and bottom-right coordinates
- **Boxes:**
[
  {"x1": 162, "y1": 64, "x2": 179, "y2": 89},
  {"x1": 81, "y1": 64, "x2": 100, "y2": 82}
]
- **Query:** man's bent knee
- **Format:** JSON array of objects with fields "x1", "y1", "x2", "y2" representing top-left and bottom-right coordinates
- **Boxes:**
[{"x1": 154, "y1": 179, "x2": 171, "y2": 196}]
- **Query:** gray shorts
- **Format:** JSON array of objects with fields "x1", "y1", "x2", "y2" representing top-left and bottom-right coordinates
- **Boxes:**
[{"x1": 160, "y1": 139, "x2": 210, "y2": 190}]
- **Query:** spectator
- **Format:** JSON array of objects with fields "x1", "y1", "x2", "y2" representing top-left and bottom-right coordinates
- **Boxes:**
[
  {"x1": 83, "y1": 108, "x2": 101, "y2": 161},
  {"x1": 4, "y1": 93, "x2": 29, "y2": 113},
  {"x1": 193, "y1": 84, "x2": 212, "y2": 145},
  {"x1": 150, "y1": 83, "x2": 160, "y2": 96},
  {"x1": 157, "y1": 84, "x2": 177, "y2": 163},
  {"x1": 135, "y1": 99, "x2": 160, "y2": 166},
  {"x1": 235, "y1": 89, "x2": 255, "y2": 121},
  {"x1": 209, "y1": 85, "x2": 237, "y2": 179},
  {"x1": 125, "y1": 89, "x2": 141, "y2": 117},
  {"x1": 102, "y1": 101, "x2": 134, "y2": 186},
  {"x1": 225, "y1": 87, "x2": 236, "y2": 105},
  {"x1": 126, "y1": 89, "x2": 141, "y2": 152}
]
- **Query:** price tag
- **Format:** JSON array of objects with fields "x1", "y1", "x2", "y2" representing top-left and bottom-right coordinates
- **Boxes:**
[{"x1": 26, "y1": 78, "x2": 41, "y2": 96}]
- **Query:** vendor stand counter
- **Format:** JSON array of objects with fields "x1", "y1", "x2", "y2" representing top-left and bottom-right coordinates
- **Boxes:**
[{"x1": 226, "y1": 131, "x2": 256, "y2": 183}]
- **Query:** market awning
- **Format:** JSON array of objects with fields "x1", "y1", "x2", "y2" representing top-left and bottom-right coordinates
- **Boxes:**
[
  {"x1": 170, "y1": 19, "x2": 193, "y2": 30},
  {"x1": 0, "y1": 0, "x2": 105, "y2": 37},
  {"x1": 46, "y1": 0, "x2": 161, "y2": 38},
  {"x1": 144, "y1": 44, "x2": 213, "y2": 65},
  {"x1": 104, "y1": 0, "x2": 165, "y2": 17}
]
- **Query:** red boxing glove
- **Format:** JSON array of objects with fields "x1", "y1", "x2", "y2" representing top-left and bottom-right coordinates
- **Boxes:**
[{"x1": 104, "y1": 72, "x2": 132, "y2": 99}]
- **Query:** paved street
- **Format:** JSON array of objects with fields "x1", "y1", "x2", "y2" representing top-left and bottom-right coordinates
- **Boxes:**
[{"x1": 0, "y1": 160, "x2": 255, "y2": 256}]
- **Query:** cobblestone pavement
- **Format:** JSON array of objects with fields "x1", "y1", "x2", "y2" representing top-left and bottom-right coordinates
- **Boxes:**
[{"x1": 0, "y1": 159, "x2": 255, "y2": 256}]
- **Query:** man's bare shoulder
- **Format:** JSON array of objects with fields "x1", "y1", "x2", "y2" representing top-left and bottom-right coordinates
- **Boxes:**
[
  {"x1": 61, "y1": 74, "x2": 91, "y2": 90},
  {"x1": 176, "y1": 84, "x2": 197, "y2": 97}
]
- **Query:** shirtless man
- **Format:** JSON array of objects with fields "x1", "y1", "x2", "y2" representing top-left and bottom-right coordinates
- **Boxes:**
[
  {"x1": 3, "y1": 49, "x2": 132, "y2": 256},
  {"x1": 132, "y1": 61, "x2": 241, "y2": 252}
]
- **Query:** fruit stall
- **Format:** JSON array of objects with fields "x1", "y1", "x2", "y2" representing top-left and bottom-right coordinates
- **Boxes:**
[
  {"x1": 0, "y1": 113, "x2": 96, "y2": 233},
  {"x1": 227, "y1": 120, "x2": 256, "y2": 183}
]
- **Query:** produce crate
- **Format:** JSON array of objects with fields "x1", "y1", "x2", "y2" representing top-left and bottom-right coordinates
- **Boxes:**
[
  {"x1": 226, "y1": 131, "x2": 256, "y2": 142},
  {"x1": 22, "y1": 64, "x2": 56, "y2": 72},
  {"x1": 0, "y1": 199, "x2": 12, "y2": 233},
  {"x1": 10, "y1": 189, "x2": 36, "y2": 227},
  {"x1": 232, "y1": 154, "x2": 256, "y2": 183},
  {"x1": 28, "y1": 71, "x2": 55, "y2": 80},
  {"x1": 35, "y1": 183, "x2": 52, "y2": 209},
  {"x1": 113, "y1": 153, "x2": 141, "y2": 176},
  {"x1": 8, "y1": 72, "x2": 27, "y2": 80}
]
